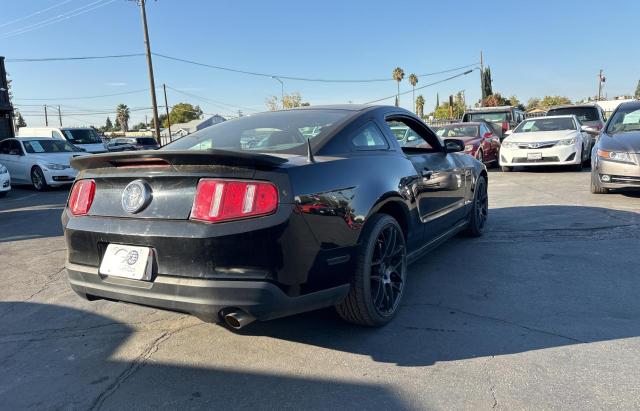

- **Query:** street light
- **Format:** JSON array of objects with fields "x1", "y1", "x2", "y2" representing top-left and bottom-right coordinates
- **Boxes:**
[{"x1": 271, "y1": 76, "x2": 284, "y2": 109}]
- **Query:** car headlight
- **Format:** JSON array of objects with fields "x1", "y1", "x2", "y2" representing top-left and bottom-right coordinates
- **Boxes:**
[
  {"x1": 0, "y1": 165, "x2": 7, "y2": 174},
  {"x1": 555, "y1": 137, "x2": 577, "y2": 146},
  {"x1": 597, "y1": 149, "x2": 633, "y2": 163},
  {"x1": 464, "y1": 145, "x2": 474, "y2": 152},
  {"x1": 43, "y1": 163, "x2": 69, "y2": 170}
]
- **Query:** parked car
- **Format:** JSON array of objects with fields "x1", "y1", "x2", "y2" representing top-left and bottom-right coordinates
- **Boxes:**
[
  {"x1": 63, "y1": 105, "x2": 488, "y2": 329},
  {"x1": 107, "y1": 137, "x2": 160, "y2": 151},
  {"x1": 499, "y1": 115, "x2": 598, "y2": 171},
  {"x1": 591, "y1": 100, "x2": 640, "y2": 194},
  {"x1": 434, "y1": 121, "x2": 501, "y2": 166},
  {"x1": 0, "y1": 162, "x2": 10, "y2": 197},
  {"x1": 0, "y1": 137, "x2": 87, "y2": 191},
  {"x1": 462, "y1": 106, "x2": 525, "y2": 139},
  {"x1": 17, "y1": 127, "x2": 108, "y2": 153},
  {"x1": 547, "y1": 103, "x2": 607, "y2": 149}
]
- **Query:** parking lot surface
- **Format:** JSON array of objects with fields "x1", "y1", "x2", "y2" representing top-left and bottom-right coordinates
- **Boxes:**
[{"x1": 1, "y1": 169, "x2": 639, "y2": 410}]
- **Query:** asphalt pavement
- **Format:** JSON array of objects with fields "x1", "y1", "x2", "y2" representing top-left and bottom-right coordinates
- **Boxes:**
[{"x1": 1, "y1": 169, "x2": 639, "y2": 410}]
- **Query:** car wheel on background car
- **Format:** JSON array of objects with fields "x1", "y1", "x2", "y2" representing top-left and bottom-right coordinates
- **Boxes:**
[
  {"x1": 31, "y1": 166, "x2": 48, "y2": 191},
  {"x1": 336, "y1": 214, "x2": 407, "y2": 327},
  {"x1": 463, "y1": 175, "x2": 488, "y2": 237},
  {"x1": 591, "y1": 172, "x2": 609, "y2": 194}
]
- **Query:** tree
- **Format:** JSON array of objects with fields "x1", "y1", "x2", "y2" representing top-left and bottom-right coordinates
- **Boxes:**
[
  {"x1": 538, "y1": 95, "x2": 571, "y2": 109},
  {"x1": 132, "y1": 122, "x2": 147, "y2": 131},
  {"x1": 115, "y1": 104, "x2": 130, "y2": 132},
  {"x1": 14, "y1": 110, "x2": 26, "y2": 129},
  {"x1": 635, "y1": 80, "x2": 640, "y2": 99},
  {"x1": 435, "y1": 93, "x2": 440, "y2": 112},
  {"x1": 415, "y1": 95, "x2": 425, "y2": 118},
  {"x1": 434, "y1": 93, "x2": 465, "y2": 119},
  {"x1": 408, "y1": 73, "x2": 418, "y2": 112},
  {"x1": 392, "y1": 67, "x2": 405, "y2": 107},
  {"x1": 104, "y1": 117, "x2": 113, "y2": 132},
  {"x1": 150, "y1": 113, "x2": 167, "y2": 130},
  {"x1": 265, "y1": 92, "x2": 308, "y2": 110},
  {"x1": 165, "y1": 103, "x2": 202, "y2": 127},
  {"x1": 481, "y1": 67, "x2": 493, "y2": 100},
  {"x1": 526, "y1": 98, "x2": 541, "y2": 111}
]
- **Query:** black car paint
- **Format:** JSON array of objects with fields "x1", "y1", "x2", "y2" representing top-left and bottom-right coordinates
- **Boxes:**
[{"x1": 63, "y1": 105, "x2": 486, "y2": 321}]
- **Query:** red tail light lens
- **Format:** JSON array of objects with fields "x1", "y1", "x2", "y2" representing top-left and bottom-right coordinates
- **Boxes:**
[
  {"x1": 191, "y1": 179, "x2": 278, "y2": 223},
  {"x1": 502, "y1": 122, "x2": 509, "y2": 132},
  {"x1": 68, "y1": 179, "x2": 96, "y2": 216}
]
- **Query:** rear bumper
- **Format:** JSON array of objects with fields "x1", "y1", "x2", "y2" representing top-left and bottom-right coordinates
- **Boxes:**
[{"x1": 67, "y1": 262, "x2": 350, "y2": 321}]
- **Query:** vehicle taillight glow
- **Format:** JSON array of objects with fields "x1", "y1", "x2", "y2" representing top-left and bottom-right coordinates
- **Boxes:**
[
  {"x1": 501, "y1": 122, "x2": 509, "y2": 132},
  {"x1": 191, "y1": 179, "x2": 278, "y2": 223},
  {"x1": 68, "y1": 179, "x2": 96, "y2": 216}
]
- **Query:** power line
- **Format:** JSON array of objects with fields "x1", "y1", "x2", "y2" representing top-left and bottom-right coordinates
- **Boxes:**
[
  {"x1": 7, "y1": 53, "x2": 145, "y2": 62},
  {"x1": 0, "y1": 0, "x2": 75, "y2": 29},
  {"x1": 165, "y1": 85, "x2": 258, "y2": 113},
  {"x1": 0, "y1": 0, "x2": 116, "y2": 40},
  {"x1": 416, "y1": 63, "x2": 480, "y2": 77},
  {"x1": 363, "y1": 69, "x2": 477, "y2": 105}
]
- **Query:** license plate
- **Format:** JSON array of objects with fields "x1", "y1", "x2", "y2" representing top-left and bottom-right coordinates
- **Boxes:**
[
  {"x1": 99, "y1": 244, "x2": 153, "y2": 281},
  {"x1": 527, "y1": 153, "x2": 543, "y2": 160}
]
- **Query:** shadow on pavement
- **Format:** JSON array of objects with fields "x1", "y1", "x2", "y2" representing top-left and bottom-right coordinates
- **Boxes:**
[
  {"x1": 237, "y1": 205, "x2": 640, "y2": 366},
  {"x1": 0, "y1": 302, "x2": 413, "y2": 410}
]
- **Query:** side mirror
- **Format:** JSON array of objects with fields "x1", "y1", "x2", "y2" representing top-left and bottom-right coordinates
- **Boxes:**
[
  {"x1": 504, "y1": 130, "x2": 513, "y2": 137},
  {"x1": 445, "y1": 139, "x2": 465, "y2": 153},
  {"x1": 581, "y1": 125, "x2": 599, "y2": 135},
  {"x1": 407, "y1": 135, "x2": 417, "y2": 142}
]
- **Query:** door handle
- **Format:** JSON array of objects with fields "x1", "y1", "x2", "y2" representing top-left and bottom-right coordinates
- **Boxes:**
[{"x1": 422, "y1": 169, "x2": 433, "y2": 179}]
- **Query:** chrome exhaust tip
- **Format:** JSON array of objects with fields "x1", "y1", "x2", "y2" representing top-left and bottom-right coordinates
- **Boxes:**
[{"x1": 221, "y1": 309, "x2": 256, "y2": 330}]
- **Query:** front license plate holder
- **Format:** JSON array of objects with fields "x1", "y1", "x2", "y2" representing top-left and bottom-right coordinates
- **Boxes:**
[
  {"x1": 99, "y1": 244, "x2": 153, "y2": 281},
  {"x1": 527, "y1": 152, "x2": 543, "y2": 160}
]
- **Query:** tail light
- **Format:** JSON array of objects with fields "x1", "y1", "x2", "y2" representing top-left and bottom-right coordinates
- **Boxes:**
[
  {"x1": 501, "y1": 122, "x2": 509, "y2": 132},
  {"x1": 68, "y1": 179, "x2": 96, "y2": 216},
  {"x1": 191, "y1": 179, "x2": 278, "y2": 223}
]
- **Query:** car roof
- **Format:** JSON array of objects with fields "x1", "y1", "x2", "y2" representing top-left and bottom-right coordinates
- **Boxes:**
[
  {"x1": 440, "y1": 122, "x2": 483, "y2": 126},
  {"x1": 464, "y1": 106, "x2": 518, "y2": 112},
  {"x1": 525, "y1": 115, "x2": 576, "y2": 120},
  {"x1": 548, "y1": 104, "x2": 599, "y2": 110},
  {"x1": 283, "y1": 104, "x2": 377, "y2": 112},
  {"x1": 615, "y1": 100, "x2": 640, "y2": 110}
]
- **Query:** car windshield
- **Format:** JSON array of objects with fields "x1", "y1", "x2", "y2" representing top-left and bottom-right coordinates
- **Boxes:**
[
  {"x1": 62, "y1": 129, "x2": 103, "y2": 144},
  {"x1": 547, "y1": 107, "x2": 598, "y2": 122},
  {"x1": 22, "y1": 139, "x2": 80, "y2": 153},
  {"x1": 436, "y1": 125, "x2": 478, "y2": 138},
  {"x1": 466, "y1": 112, "x2": 510, "y2": 122},
  {"x1": 137, "y1": 138, "x2": 158, "y2": 145},
  {"x1": 606, "y1": 107, "x2": 640, "y2": 134},
  {"x1": 514, "y1": 117, "x2": 575, "y2": 133},
  {"x1": 162, "y1": 110, "x2": 350, "y2": 154}
]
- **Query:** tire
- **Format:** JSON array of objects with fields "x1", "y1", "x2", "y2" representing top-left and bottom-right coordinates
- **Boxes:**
[
  {"x1": 591, "y1": 172, "x2": 609, "y2": 194},
  {"x1": 572, "y1": 161, "x2": 583, "y2": 171},
  {"x1": 31, "y1": 166, "x2": 48, "y2": 191},
  {"x1": 336, "y1": 214, "x2": 407, "y2": 327},
  {"x1": 463, "y1": 175, "x2": 488, "y2": 237},
  {"x1": 501, "y1": 166, "x2": 513, "y2": 172}
]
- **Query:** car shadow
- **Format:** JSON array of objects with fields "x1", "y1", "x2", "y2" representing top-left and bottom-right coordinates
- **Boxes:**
[
  {"x1": 0, "y1": 302, "x2": 413, "y2": 410},
  {"x1": 236, "y1": 205, "x2": 640, "y2": 366}
]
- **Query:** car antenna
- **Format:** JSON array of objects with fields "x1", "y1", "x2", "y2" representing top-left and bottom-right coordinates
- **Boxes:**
[{"x1": 306, "y1": 138, "x2": 315, "y2": 163}]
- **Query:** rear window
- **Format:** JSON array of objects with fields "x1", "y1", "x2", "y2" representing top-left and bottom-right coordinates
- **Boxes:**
[
  {"x1": 547, "y1": 107, "x2": 599, "y2": 122},
  {"x1": 62, "y1": 129, "x2": 102, "y2": 144},
  {"x1": 136, "y1": 138, "x2": 158, "y2": 145},
  {"x1": 162, "y1": 110, "x2": 350, "y2": 155},
  {"x1": 436, "y1": 125, "x2": 478, "y2": 138},
  {"x1": 465, "y1": 112, "x2": 511, "y2": 122}
]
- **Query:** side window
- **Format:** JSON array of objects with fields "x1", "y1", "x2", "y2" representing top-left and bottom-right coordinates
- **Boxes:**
[
  {"x1": 351, "y1": 122, "x2": 389, "y2": 150},
  {"x1": 0, "y1": 140, "x2": 10, "y2": 154},
  {"x1": 385, "y1": 117, "x2": 439, "y2": 151},
  {"x1": 9, "y1": 140, "x2": 23, "y2": 154}
]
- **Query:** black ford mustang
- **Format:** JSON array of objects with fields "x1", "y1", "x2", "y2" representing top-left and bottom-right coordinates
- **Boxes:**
[{"x1": 63, "y1": 105, "x2": 488, "y2": 329}]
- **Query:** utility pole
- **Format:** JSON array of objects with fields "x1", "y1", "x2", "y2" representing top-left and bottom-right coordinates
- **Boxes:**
[
  {"x1": 479, "y1": 51, "x2": 484, "y2": 106},
  {"x1": 597, "y1": 69, "x2": 606, "y2": 101},
  {"x1": 163, "y1": 83, "x2": 171, "y2": 143},
  {"x1": 135, "y1": 0, "x2": 161, "y2": 142},
  {"x1": 44, "y1": 105, "x2": 48, "y2": 126},
  {"x1": 57, "y1": 105, "x2": 62, "y2": 127}
]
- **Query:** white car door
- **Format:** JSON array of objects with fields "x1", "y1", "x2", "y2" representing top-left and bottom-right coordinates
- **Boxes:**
[{"x1": 0, "y1": 140, "x2": 26, "y2": 183}]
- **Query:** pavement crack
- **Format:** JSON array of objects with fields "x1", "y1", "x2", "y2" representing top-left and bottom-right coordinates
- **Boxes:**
[
  {"x1": 405, "y1": 302, "x2": 586, "y2": 344},
  {"x1": 88, "y1": 322, "x2": 199, "y2": 411}
]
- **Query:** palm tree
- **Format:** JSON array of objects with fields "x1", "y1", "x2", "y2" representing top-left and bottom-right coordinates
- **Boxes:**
[
  {"x1": 116, "y1": 104, "x2": 130, "y2": 132},
  {"x1": 415, "y1": 95, "x2": 425, "y2": 118},
  {"x1": 408, "y1": 73, "x2": 418, "y2": 112},
  {"x1": 392, "y1": 67, "x2": 405, "y2": 107}
]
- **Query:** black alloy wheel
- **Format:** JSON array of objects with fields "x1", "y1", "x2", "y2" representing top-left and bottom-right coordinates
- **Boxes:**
[
  {"x1": 336, "y1": 214, "x2": 407, "y2": 326},
  {"x1": 31, "y1": 167, "x2": 48, "y2": 191},
  {"x1": 464, "y1": 175, "x2": 488, "y2": 237}
]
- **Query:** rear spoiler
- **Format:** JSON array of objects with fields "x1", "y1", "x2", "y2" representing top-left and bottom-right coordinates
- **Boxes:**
[{"x1": 70, "y1": 149, "x2": 290, "y2": 171}]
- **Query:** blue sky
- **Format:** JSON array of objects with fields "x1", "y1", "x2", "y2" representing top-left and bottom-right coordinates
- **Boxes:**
[{"x1": 3, "y1": 0, "x2": 639, "y2": 127}]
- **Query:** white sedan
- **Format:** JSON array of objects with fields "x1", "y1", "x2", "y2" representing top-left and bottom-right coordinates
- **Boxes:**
[
  {"x1": 0, "y1": 137, "x2": 88, "y2": 191},
  {"x1": 0, "y1": 162, "x2": 10, "y2": 197},
  {"x1": 499, "y1": 115, "x2": 598, "y2": 171}
]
